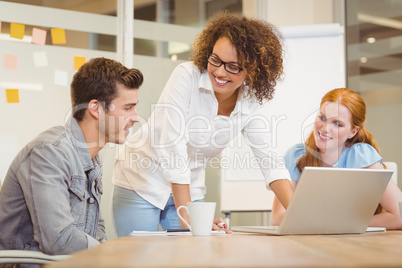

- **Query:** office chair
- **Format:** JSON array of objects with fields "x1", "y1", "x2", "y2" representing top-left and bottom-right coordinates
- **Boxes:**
[
  {"x1": 0, "y1": 250, "x2": 69, "y2": 266},
  {"x1": 383, "y1": 161, "x2": 398, "y2": 184}
]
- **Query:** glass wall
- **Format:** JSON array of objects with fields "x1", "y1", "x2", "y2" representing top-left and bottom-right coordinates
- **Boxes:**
[
  {"x1": 133, "y1": 0, "x2": 242, "y2": 60},
  {"x1": 0, "y1": 0, "x2": 242, "y2": 59},
  {"x1": 346, "y1": 0, "x2": 402, "y2": 93},
  {"x1": 346, "y1": 0, "x2": 402, "y2": 185}
]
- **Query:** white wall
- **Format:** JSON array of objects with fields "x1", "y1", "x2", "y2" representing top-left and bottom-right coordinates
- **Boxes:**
[{"x1": 366, "y1": 102, "x2": 402, "y2": 188}]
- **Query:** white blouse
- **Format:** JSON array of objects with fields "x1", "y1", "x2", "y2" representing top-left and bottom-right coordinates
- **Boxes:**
[{"x1": 113, "y1": 62, "x2": 290, "y2": 209}]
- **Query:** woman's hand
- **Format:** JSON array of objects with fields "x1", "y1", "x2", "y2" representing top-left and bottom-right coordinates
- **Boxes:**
[{"x1": 212, "y1": 218, "x2": 232, "y2": 234}]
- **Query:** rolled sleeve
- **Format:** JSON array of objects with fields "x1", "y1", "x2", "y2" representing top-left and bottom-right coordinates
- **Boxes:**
[
  {"x1": 242, "y1": 114, "x2": 291, "y2": 191},
  {"x1": 264, "y1": 168, "x2": 291, "y2": 190},
  {"x1": 162, "y1": 167, "x2": 191, "y2": 184},
  {"x1": 96, "y1": 213, "x2": 107, "y2": 242}
]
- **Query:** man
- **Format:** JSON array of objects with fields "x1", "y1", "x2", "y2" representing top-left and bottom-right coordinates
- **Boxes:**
[{"x1": 0, "y1": 58, "x2": 143, "y2": 256}]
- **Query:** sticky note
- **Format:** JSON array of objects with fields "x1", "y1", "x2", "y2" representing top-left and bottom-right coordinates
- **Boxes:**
[
  {"x1": 10, "y1": 23, "x2": 25, "y2": 39},
  {"x1": 51, "y1": 28, "x2": 66, "y2": 44},
  {"x1": 33, "y1": 51, "x2": 48, "y2": 67},
  {"x1": 4, "y1": 54, "x2": 18, "y2": 70},
  {"x1": 31, "y1": 28, "x2": 47, "y2": 45},
  {"x1": 6, "y1": 89, "x2": 19, "y2": 103},
  {"x1": 74, "y1": 56, "x2": 86, "y2": 70},
  {"x1": 54, "y1": 70, "x2": 68, "y2": 86}
]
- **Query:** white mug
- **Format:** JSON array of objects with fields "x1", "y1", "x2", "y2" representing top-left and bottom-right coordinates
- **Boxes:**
[{"x1": 177, "y1": 202, "x2": 216, "y2": 236}]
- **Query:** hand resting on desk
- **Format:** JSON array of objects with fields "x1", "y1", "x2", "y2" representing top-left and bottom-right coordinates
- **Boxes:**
[{"x1": 213, "y1": 218, "x2": 232, "y2": 234}]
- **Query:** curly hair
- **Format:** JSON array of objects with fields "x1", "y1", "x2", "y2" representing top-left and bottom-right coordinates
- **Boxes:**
[{"x1": 191, "y1": 10, "x2": 284, "y2": 104}]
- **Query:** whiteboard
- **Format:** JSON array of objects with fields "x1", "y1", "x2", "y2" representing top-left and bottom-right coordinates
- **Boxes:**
[{"x1": 220, "y1": 24, "x2": 346, "y2": 212}]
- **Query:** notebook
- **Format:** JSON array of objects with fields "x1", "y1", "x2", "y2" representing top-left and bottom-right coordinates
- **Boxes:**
[{"x1": 231, "y1": 167, "x2": 393, "y2": 235}]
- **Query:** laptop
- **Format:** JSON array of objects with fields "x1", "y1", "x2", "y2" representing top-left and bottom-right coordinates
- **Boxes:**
[{"x1": 231, "y1": 167, "x2": 393, "y2": 235}]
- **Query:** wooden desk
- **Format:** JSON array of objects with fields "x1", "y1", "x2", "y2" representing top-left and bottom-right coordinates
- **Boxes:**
[{"x1": 46, "y1": 231, "x2": 402, "y2": 267}]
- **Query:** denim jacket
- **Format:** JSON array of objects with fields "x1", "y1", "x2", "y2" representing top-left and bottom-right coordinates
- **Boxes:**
[{"x1": 0, "y1": 117, "x2": 106, "y2": 257}]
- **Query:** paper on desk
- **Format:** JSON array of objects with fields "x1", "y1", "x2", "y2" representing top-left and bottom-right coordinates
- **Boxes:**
[
  {"x1": 129, "y1": 231, "x2": 226, "y2": 236},
  {"x1": 129, "y1": 231, "x2": 190, "y2": 236},
  {"x1": 366, "y1": 227, "x2": 386, "y2": 232}
]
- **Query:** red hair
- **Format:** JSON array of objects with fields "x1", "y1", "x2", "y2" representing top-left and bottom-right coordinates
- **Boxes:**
[{"x1": 297, "y1": 88, "x2": 379, "y2": 172}]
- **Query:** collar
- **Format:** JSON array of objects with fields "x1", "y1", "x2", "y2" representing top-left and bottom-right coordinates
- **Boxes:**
[
  {"x1": 199, "y1": 71, "x2": 213, "y2": 92},
  {"x1": 65, "y1": 116, "x2": 101, "y2": 172},
  {"x1": 198, "y1": 71, "x2": 252, "y2": 116},
  {"x1": 332, "y1": 146, "x2": 349, "y2": 168}
]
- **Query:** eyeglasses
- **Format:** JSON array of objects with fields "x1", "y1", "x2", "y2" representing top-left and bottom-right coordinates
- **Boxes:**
[{"x1": 207, "y1": 54, "x2": 244, "y2": 74}]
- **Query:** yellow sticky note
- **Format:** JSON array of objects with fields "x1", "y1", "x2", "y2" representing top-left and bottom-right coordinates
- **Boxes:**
[
  {"x1": 51, "y1": 28, "x2": 66, "y2": 44},
  {"x1": 31, "y1": 28, "x2": 47, "y2": 45},
  {"x1": 74, "y1": 56, "x2": 86, "y2": 70},
  {"x1": 6, "y1": 89, "x2": 20, "y2": 103},
  {"x1": 10, "y1": 23, "x2": 25, "y2": 39}
]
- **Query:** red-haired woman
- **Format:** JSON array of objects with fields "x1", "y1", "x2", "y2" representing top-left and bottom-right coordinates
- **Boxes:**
[{"x1": 271, "y1": 88, "x2": 402, "y2": 229}]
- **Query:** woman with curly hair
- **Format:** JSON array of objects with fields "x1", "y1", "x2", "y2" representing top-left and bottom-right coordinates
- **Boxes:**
[
  {"x1": 112, "y1": 11, "x2": 294, "y2": 235},
  {"x1": 271, "y1": 88, "x2": 402, "y2": 229}
]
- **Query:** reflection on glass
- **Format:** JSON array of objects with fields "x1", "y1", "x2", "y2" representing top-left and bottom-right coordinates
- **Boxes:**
[
  {"x1": 1, "y1": 0, "x2": 244, "y2": 58},
  {"x1": 134, "y1": 38, "x2": 191, "y2": 60},
  {"x1": 134, "y1": 0, "x2": 242, "y2": 27},
  {"x1": 0, "y1": 21, "x2": 116, "y2": 52},
  {"x1": 346, "y1": 0, "x2": 402, "y2": 94},
  {"x1": 0, "y1": 0, "x2": 118, "y2": 16}
]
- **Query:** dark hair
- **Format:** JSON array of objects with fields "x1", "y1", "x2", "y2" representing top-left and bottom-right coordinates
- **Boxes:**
[
  {"x1": 71, "y1": 57, "x2": 143, "y2": 121},
  {"x1": 191, "y1": 11, "x2": 284, "y2": 104}
]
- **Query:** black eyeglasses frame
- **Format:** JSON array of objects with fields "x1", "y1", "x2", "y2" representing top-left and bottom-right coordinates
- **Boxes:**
[{"x1": 207, "y1": 54, "x2": 244, "y2": 74}]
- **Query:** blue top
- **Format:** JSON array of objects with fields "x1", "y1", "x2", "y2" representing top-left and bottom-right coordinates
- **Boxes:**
[{"x1": 285, "y1": 143, "x2": 383, "y2": 182}]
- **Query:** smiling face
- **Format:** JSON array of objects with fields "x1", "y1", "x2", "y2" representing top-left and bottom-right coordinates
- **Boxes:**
[
  {"x1": 313, "y1": 101, "x2": 359, "y2": 155},
  {"x1": 99, "y1": 83, "x2": 140, "y2": 145},
  {"x1": 207, "y1": 37, "x2": 247, "y2": 100}
]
